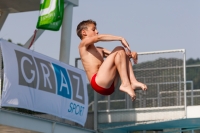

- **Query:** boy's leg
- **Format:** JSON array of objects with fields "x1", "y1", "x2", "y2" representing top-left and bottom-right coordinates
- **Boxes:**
[
  {"x1": 95, "y1": 46, "x2": 136, "y2": 100},
  {"x1": 126, "y1": 57, "x2": 147, "y2": 91},
  {"x1": 113, "y1": 72, "x2": 119, "y2": 88}
]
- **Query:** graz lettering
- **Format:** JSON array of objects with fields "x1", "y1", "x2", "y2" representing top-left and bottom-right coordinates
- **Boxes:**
[{"x1": 15, "y1": 50, "x2": 85, "y2": 104}]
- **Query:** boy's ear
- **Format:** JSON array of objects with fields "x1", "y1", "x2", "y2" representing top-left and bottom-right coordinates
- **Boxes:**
[{"x1": 82, "y1": 30, "x2": 87, "y2": 37}]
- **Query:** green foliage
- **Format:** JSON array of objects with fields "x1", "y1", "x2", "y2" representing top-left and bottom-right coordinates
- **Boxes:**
[
  {"x1": 7, "y1": 39, "x2": 12, "y2": 42},
  {"x1": 187, "y1": 58, "x2": 200, "y2": 65},
  {"x1": 7, "y1": 39, "x2": 23, "y2": 46},
  {"x1": 186, "y1": 58, "x2": 200, "y2": 89},
  {"x1": 17, "y1": 43, "x2": 23, "y2": 46}
]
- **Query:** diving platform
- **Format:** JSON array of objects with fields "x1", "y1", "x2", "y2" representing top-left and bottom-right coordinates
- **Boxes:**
[
  {"x1": 95, "y1": 106, "x2": 200, "y2": 133},
  {"x1": 0, "y1": 108, "x2": 95, "y2": 133},
  {"x1": 98, "y1": 106, "x2": 185, "y2": 127}
]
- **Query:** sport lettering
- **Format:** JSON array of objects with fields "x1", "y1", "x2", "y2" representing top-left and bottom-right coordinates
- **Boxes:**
[{"x1": 68, "y1": 102, "x2": 85, "y2": 116}]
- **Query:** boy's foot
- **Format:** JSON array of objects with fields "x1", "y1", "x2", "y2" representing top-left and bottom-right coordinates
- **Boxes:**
[
  {"x1": 131, "y1": 81, "x2": 147, "y2": 91},
  {"x1": 119, "y1": 84, "x2": 136, "y2": 101}
]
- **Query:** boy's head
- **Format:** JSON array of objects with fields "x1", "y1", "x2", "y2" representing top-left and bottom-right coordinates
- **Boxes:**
[{"x1": 76, "y1": 19, "x2": 97, "y2": 39}]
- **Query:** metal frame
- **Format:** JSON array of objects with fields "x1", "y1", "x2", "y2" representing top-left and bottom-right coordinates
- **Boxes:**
[
  {"x1": 183, "y1": 49, "x2": 186, "y2": 116},
  {"x1": 75, "y1": 49, "x2": 187, "y2": 109},
  {"x1": 75, "y1": 49, "x2": 187, "y2": 132},
  {"x1": 134, "y1": 49, "x2": 186, "y2": 116}
]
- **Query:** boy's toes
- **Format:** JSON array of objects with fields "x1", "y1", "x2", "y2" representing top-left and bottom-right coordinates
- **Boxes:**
[
  {"x1": 142, "y1": 84, "x2": 147, "y2": 91},
  {"x1": 131, "y1": 96, "x2": 136, "y2": 101},
  {"x1": 144, "y1": 85, "x2": 147, "y2": 90}
]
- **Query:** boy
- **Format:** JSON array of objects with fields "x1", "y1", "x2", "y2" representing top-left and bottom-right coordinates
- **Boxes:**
[{"x1": 77, "y1": 19, "x2": 147, "y2": 101}]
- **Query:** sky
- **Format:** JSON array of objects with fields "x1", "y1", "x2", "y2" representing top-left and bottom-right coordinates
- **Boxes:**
[{"x1": 0, "y1": 0, "x2": 200, "y2": 66}]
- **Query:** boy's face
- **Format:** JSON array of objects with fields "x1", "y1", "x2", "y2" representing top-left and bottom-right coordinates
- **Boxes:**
[{"x1": 83, "y1": 24, "x2": 98, "y2": 38}]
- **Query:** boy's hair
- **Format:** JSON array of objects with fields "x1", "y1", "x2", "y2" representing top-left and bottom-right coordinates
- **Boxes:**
[{"x1": 76, "y1": 19, "x2": 96, "y2": 39}]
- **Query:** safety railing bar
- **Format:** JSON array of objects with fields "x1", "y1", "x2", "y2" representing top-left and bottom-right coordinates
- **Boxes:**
[
  {"x1": 88, "y1": 99, "x2": 126, "y2": 108},
  {"x1": 136, "y1": 75, "x2": 181, "y2": 79},
  {"x1": 133, "y1": 66, "x2": 183, "y2": 72},
  {"x1": 137, "y1": 49, "x2": 185, "y2": 55}
]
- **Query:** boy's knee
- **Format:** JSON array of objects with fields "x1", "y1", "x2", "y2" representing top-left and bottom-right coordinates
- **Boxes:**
[
  {"x1": 115, "y1": 46, "x2": 126, "y2": 55},
  {"x1": 115, "y1": 46, "x2": 125, "y2": 51}
]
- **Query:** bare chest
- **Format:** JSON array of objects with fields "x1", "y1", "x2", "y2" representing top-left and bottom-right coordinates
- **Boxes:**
[{"x1": 79, "y1": 46, "x2": 104, "y2": 80}]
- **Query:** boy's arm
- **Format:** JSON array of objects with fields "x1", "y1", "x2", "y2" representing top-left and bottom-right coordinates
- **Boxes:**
[
  {"x1": 97, "y1": 46, "x2": 138, "y2": 64},
  {"x1": 96, "y1": 47, "x2": 111, "y2": 58},
  {"x1": 80, "y1": 34, "x2": 131, "y2": 51}
]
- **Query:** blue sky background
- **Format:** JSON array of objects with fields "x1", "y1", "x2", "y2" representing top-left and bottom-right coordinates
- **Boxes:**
[{"x1": 0, "y1": 0, "x2": 200, "y2": 66}]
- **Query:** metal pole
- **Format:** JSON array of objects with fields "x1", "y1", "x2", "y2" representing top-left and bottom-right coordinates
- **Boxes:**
[
  {"x1": 0, "y1": 46, "x2": 2, "y2": 107},
  {"x1": 139, "y1": 90, "x2": 142, "y2": 108},
  {"x1": 0, "y1": 10, "x2": 9, "y2": 31},
  {"x1": 59, "y1": 3, "x2": 73, "y2": 64},
  {"x1": 157, "y1": 84, "x2": 160, "y2": 107},
  {"x1": 51, "y1": 122, "x2": 56, "y2": 133},
  {"x1": 179, "y1": 128, "x2": 182, "y2": 133},
  {"x1": 144, "y1": 77, "x2": 146, "y2": 107},
  {"x1": 183, "y1": 49, "x2": 187, "y2": 117},
  {"x1": 144, "y1": 91, "x2": 146, "y2": 107},
  {"x1": 125, "y1": 94, "x2": 130, "y2": 109},
  {"x1": 107, "y1": 95, "x2": 110, "y2": 110},
  {"x1": 178, "y1": 75, "x2": 181, "y2": 105},
  {"x1": 138, "y1": 49, "x2": 185, "y2": 55},
  {"x1": 75, "y1": 58, "x2": 80, "y2": 68},
  {"x1": 191, "y1": 81, "x2": 194, "y2": 105},
  {"x1": 94, "y1": 91, "x2": 98, "y2": 131}
]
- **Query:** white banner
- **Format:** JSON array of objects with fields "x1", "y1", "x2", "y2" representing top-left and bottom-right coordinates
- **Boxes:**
[{"x1": 0, "y1": 39, "x2": 88, "y2": 126}]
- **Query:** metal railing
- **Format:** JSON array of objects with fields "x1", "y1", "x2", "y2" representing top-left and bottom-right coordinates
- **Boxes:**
[
  {"x1": 88, "y1": 81, "x2": 198, "y2": 111},
  {"x1": 75, "y1": 49, "x2": 200, "y2": 130}
]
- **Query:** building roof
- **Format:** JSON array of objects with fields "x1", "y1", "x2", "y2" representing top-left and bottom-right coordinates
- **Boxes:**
[
  {"x1": 0, "y1": 0, "x2": 78, "y2": 13},
  {"x1": 0, "y1": 0, "x2": 40, "y2": 13}
]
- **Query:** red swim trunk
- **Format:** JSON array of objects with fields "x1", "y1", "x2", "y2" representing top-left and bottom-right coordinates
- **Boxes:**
[{"x1": 90, "y1": 74, "x2": 115, "y2": 95}]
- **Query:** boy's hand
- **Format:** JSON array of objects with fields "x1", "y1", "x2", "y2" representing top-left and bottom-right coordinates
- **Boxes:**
[
  {"x1": 125, "y1": 50, "x2": 138, "y2": 64},
  {"x1": 131, "y1": 51, "x2": 138, "y2": 64},
  {"x1": 121, "y1": 38, "x2": 131, "y2": 51}
]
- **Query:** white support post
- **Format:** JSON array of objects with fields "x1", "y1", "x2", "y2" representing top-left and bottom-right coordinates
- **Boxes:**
[
  {"x1": 191, "y1": 81, "x2": 194, "y2": 105},
  {"x1": 179, "y1": 75, "x2": 181, "y2": 105},
  {"x1": 157, "y1": 84, "x2": 160, "y2": 107},
  {"x1": 0, "y1": 10, "x2": 9, "y2": 31},
  {"x1": 183, "y1": 49, "x2": 187, "y2": 117},
  {"x1": 59, "y1": 3, "x2": 73, "y2": 64},
  {"x1": 107, "y1": 95, "x2": 110, "y2": 110},
  {"x1": 51, "y1": 122, "x2": 56, "y2": 133},
  {"x1": 125, "y1": 94, "x2": 130, "y2": 109},
  {"x1": 94, "y1": 91, "x2": 98, "y2": 132}
]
